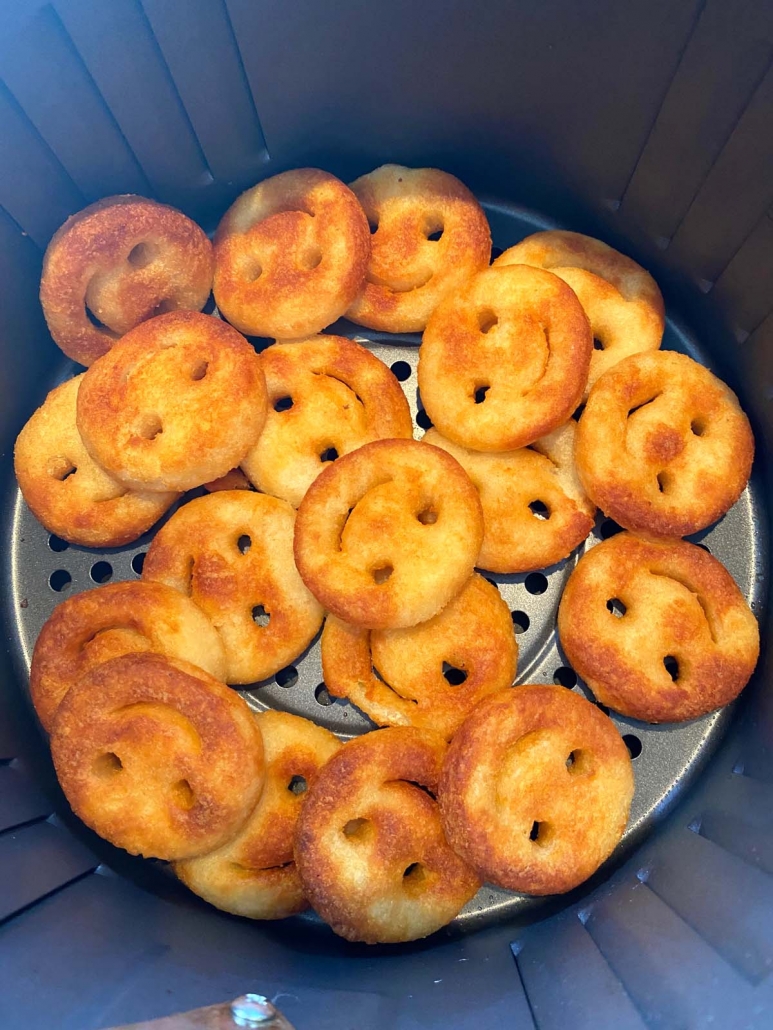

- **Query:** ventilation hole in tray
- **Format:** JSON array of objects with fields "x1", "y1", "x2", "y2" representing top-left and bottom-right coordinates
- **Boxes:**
[
  {"x1": 390, "y1": 360, "x2": 411, "y2": 382},
  {"x1": 90, "y1": 561, "x2": 113, "y2": 584},
  {"x1": 319, "y1": 447, "x2": 338, "y2": 463},
  {"x1": 606, "y1": 597, "x2": 626, "y2": 617},
  {"x1": 511, "y1": 610, "x2": 530, "y2": 633},
  {"x1": 490, "y1": 245, "x2": 504, "y2": 262},
  {"x1": 252, "y1": 604, "x2": 270, "y2": 627},
  {"x1": 553, "y1": 666, "x2": 577, "y2": 688},
  {"x1": 597, "y1": 702, "x2": 610, "y2": 716},
  {"x1": 275, "y1": 665, "x2": 298, "y2": 688},
  {"x1": 48, "y1": 534, "x2": 68, "y2": 552},
  {"x1": 525, "y1": 572, "x2": 548, "y2": 595},
  {"x1": 623, "y1": 734, "x2": 642, "y2": 759},
  {"x1": 664, "y1": 655, "x2": 679, "y2": 681},
  {"x1": 528, "y1": 500, "x2": 550, "y2": 520},
  {"x1": 131, "y1": 552, "x2": 146, "y2": 575},
  {"x1": 49, "y1": 569, "x2": 72, "y2": 592},
  {"x1": 237, "y1": 534, "x2": 251, "y2": 554},
  {"x1": 274, "y1": 395, "x2": 293, "y2": 412},
  {"x1": 315, "y1": 683, "x2": 334, "y2": 706},
  {"x1": 416, "y1": 408, "x2": 433, "y2": 430},
  {"x1": 288, "y1": 775, "x2": 307, "y2": 795},
  {"x1": 600, "y1": 518, "x2": 623, "y2": 539},
  {"x1": 442, "y1": 662, "x2": 467, "y2": 685}
]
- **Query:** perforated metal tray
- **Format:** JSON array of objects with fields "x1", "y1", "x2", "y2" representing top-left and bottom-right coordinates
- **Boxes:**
[{"x1": 6, "y1": 201, "x2": 767, "y2": 932}]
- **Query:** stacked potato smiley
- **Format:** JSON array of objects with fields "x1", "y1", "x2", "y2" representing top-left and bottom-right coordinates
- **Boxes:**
[{"x1": 15, "y1": 163, "x2": 758, "y2": 944}]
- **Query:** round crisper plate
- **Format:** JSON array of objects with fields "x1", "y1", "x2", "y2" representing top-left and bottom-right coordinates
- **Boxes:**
[{"x1": 6, "y1": 200, "x2": 767, "y2": 932}]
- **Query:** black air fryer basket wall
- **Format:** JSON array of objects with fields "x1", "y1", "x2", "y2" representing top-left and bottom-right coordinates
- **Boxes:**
[{"x1": 1, "y1": 1, "x2": 773, "y2": 1027}]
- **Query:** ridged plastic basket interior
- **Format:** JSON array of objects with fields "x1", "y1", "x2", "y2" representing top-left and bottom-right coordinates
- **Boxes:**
[{"x1": 0, "y1": 2, "x2": 773, "y2": 1028}]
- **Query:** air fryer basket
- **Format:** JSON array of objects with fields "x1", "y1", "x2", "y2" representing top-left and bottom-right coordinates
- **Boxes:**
[{"x1": 1, "y1": 1, "x2": 773, "y2": 1027}]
